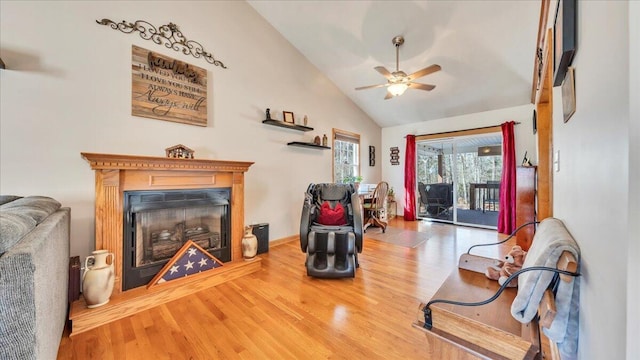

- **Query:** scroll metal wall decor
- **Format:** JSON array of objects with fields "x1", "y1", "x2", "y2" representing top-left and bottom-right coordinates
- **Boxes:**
[{"x1": 97, "y1": 19, "x2": 227, "y2": 69}]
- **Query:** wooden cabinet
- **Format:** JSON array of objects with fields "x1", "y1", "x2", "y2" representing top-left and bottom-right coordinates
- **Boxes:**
[{"x1": 516, "y1": 166, "x2": 537, "y2": 251}]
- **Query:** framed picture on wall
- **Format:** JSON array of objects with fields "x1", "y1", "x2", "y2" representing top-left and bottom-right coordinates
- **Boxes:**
[
  {"x1": 369, "y1": 146, "x2": 375, "y2": 166},
  {"x1": 562, "y1": 67, "x2": 576, "y2": 122},
  {"x1": 553, "y1": 0, "x2": 577, "y2": 86},
  {"x1": 390, "y1": 147, "x2": 400, "y2": 165}
]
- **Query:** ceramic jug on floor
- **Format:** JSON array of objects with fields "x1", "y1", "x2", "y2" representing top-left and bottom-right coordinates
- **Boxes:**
[
  {"x1": 242, "y1": 226, "x2": 258, "y2": 260},
  {"x1": 82, "y1": 250, "x2": 115, "y2": 308}
]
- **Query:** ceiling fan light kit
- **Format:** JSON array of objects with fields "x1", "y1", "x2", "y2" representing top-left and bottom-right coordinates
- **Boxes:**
[
  {"x1": 388, "y1": 83, "x2": 408, "y2": 96},
  {"x1": 355, "y1": 35, "x2": 440, "y2": 100}
]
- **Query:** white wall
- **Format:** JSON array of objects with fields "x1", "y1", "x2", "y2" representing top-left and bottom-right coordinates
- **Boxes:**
[
  {"x1": 550, "y1": 1, "x2": 631, "y2": 358},
  {"x1": 0, "y1": 1, "x2": 381, "y2": 258},
  {"x1": 628, "y1": 2, "x2": 639, "y2": 358},
  {"x1": 381, "y1": 104, "x2": 535, "y2": 217}
]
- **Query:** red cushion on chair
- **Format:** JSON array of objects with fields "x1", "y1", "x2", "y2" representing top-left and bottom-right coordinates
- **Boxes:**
[{"x1": 317, "y1": 201, "x2": 347, "y2": 226}]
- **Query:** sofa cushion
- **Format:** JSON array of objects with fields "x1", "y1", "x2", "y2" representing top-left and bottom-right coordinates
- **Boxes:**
[
  {"x1": 0, "y1": 195, "x2": 22, "y2": 206},
  {"x1": 0, "y1": 212, "x2": 36, "y2": 253},
  {"x1": 1, "y1": 196, "x2": 61, "y2": 224}
]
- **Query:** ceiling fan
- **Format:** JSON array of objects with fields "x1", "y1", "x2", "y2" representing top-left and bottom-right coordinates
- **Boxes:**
[{"x1": 355, "y1": 36, "x2": 441, "y2": 100}]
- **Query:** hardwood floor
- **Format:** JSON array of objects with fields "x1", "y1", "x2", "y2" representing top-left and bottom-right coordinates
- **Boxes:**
[{"x1": 58, "y1": 218, "x2": 509, "y2": 359}]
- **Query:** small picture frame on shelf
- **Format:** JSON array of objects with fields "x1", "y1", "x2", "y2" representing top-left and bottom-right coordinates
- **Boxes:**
[{"x1": 283, "y1": 111, "x2": 295, "y2": 124}]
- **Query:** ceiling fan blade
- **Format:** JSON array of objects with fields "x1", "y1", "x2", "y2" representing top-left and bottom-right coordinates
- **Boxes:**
[
  {"x1": 384, "y1": 91, "x2": 394, "y2": 100},
  {"x1": 407, "y1": 64, "x2": 441, "y2": 80},
  {"x1": 355, "y1": 83, "x2": 388, "y2": 91},
  {"x1": 374, "y1": 66, "x2": 394, "y2": 80},
  {"x1": 408, "y1": 82, "x2": 436, "y2": 91}
]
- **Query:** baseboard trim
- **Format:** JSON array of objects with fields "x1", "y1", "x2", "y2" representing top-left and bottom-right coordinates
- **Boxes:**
[{"x1": 270, "y1": 235, "x2": 298, "y2": 247}]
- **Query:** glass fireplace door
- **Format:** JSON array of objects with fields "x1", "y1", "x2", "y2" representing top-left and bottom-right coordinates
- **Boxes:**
[{"x1": 123, "y1": 189, "x2": 230, "y2": 290}]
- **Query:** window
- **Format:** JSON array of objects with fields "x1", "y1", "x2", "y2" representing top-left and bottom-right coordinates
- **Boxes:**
[{"x1": 332, "y1": 129, "x2": 360, "y2": 183}]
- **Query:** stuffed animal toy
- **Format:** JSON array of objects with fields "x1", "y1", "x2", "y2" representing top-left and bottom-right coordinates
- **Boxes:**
[{"x1": 485, "y1": 245, "x2": 527, "y2": 287}]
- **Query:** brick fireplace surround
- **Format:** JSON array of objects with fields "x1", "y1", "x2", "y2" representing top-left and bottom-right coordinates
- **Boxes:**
[{"x1": 69, "y1": 153, "x2": 260, "y2": 335}]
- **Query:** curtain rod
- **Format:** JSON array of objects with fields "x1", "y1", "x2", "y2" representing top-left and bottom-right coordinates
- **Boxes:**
[{"x1": 404, "y1": 122, "x2": 521, "y2": 138}]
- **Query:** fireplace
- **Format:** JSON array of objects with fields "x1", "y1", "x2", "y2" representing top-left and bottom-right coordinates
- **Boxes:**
[
  {"x1": 81, "y1": 152, "x2": 254, "y2": 295},
  {"x1": 123, "y1": 189, "x2": 231, "y2": 290},
  {"x1": 73, "y1": 153, "x2": 258, "y2": 336}
]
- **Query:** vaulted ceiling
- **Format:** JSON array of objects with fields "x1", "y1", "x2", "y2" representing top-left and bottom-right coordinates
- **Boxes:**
[{"x1": 248, "y1": 0, "x2": 540, "y2": 128}]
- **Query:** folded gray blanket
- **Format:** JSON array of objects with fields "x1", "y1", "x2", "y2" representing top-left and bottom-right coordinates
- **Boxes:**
[{"x1": 510, "y1": 218, "x2": 580, "y2": 360}]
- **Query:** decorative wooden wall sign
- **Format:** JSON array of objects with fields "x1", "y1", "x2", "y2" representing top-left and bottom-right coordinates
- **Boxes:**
[
  {"x1": 132, "y1": 45, "x2": 207, "y2": 126},
  {"x1": 390, "y1": 147, "x2": 400, "y2": 165}
]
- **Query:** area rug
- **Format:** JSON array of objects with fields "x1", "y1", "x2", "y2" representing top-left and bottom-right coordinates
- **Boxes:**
[{"x1": 365, "y1": 227, "x2": 428, "y2": 248}]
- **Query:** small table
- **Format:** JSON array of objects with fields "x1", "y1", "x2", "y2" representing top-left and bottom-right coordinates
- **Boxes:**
[{"x1": 387, "y1": 200, "x2": 396, "y2": 220}]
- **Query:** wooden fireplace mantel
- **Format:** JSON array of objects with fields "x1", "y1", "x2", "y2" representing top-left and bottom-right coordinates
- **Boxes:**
[
  {"x1": 81, "y1": 152, "x2": 254, "y2": 295},
  {"x1": 82, "y1": 152, "x2": 253, "y2": 172}
]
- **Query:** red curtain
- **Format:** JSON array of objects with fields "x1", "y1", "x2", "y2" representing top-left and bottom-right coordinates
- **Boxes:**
[
  {"x1": 498, "y1": 121, "x2": 517, "y2": 234},
  {"x1": 404, "y1": 135, "x2": 416, "y2": 220}
]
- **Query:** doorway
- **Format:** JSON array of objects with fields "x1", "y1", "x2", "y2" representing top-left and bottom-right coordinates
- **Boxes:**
[{"x1": 416, "y1": 133, "x2": 502, "y2": 229}]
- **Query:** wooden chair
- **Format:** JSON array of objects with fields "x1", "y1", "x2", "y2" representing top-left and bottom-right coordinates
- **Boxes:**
[{"x1": 363, "y1": 181, "x2": 388, "y2": 233}]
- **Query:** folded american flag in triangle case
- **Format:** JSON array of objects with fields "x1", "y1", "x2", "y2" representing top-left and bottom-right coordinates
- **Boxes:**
[{"x1": 147, "y1": 240, "x2": 223, "y2": 288}]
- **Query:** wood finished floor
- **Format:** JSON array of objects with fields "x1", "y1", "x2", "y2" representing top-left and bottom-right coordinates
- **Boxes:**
[{"x1": 57, "y1": 218, "x2": 509, "y2": 359}]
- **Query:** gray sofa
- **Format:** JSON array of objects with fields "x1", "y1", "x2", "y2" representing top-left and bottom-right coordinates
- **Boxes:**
[{"x1": 0, "y1": 195, "x2": 70, "y2": 360}]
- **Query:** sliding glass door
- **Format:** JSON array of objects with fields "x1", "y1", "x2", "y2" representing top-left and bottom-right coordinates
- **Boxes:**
[
  {"x1": 416, "y1": 133, "x2": 503, "y2": 229},
  {"x1": 416, "y1": 141, "x2": 454, "y2": 222}
]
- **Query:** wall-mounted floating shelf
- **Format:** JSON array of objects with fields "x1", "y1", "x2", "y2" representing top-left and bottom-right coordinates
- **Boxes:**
[
  {"x1": 262, "y1": 119, "x2": 313, "y2": 132},
  {"x1": 287, "y1": 142, "x2": 331, "y2": 150}
]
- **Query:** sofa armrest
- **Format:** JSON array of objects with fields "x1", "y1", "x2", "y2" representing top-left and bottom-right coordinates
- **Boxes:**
[{"x1": 0, "y1": 207, "x2": 70, "y2": 360}]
